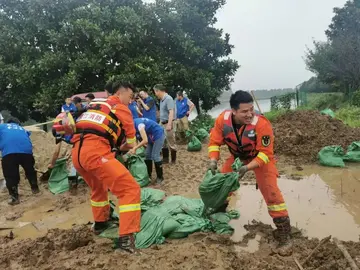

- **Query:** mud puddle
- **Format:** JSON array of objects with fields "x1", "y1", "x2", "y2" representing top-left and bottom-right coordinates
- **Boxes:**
[
  {"x1": 0, "y1": 198, "x2": 92, "y2": 239},
  {"x1": 230, "y1": 164, "x2": 360, "y2": 243}
]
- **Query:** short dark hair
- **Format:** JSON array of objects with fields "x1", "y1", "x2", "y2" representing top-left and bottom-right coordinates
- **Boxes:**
[
  {"x1": 7, "y1": 119, "x2": 20, "y2": 124},
  {"x1": 85, "y1": 93, "x2": 95, "y2": 100},
  {"x1": 176, "y1": 91, "x2": 183, "y2": 97},
  {"x1": 104, "y1": 80, "x2": 114, "y2": 93},
  {"x1": 111, "y1": 81, "x2": 135, "y2": 94},
  {"x1": 153, "y1": 84, "x2": 167, "y2": 92},
  {"x1": 72, "y1": 96, "x2": 82, "y2": 104},
  {"x1": 230, "y1": 90, "x2": 253, "y2": 109}
]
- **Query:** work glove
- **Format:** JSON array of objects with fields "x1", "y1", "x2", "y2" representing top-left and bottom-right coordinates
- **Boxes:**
[
  {"x1": 208, "y1": 160, "x2": 218, "y2": 175},
  {"x1": 237, "y1": 165, "x2": 248, "y2": 181}
]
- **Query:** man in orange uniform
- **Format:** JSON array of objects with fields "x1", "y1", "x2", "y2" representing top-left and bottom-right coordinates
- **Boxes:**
[
  {"x1": 72, "y1": 81, "x2": 141, "y2": 254},
  {"x1": 208, "y1": 90, "x2": 292, "y2": 255}
]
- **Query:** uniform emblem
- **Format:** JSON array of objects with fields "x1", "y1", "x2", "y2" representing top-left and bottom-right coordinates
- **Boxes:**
[{"x1": 261, "y1": 135, "x2": 271, "y2": 147}]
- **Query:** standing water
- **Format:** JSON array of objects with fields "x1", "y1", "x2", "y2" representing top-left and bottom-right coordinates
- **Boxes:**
[{"x1": 230, "y1": 164, "x2": 360, "y2": 243}]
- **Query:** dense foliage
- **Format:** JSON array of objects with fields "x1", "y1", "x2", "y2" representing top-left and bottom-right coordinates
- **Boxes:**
[
  {"x1": 0, "y1": 0, "x2": 239, "y2": 121},
  {"x1": 305, "y1": 0, "x2": 360, "y2": 97}
]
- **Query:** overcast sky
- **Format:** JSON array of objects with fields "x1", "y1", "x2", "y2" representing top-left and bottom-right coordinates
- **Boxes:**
[{"x1": 215, "y1": 0, "x2": 347, "y2": 90}]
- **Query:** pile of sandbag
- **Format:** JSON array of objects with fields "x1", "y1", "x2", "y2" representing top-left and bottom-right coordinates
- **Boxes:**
[
  {"x1": 318, "y1": 142, "x2": 360, "y2": 167},
  {"x1": 100, "y1": 166, "x2": 241, "y2": 249}
]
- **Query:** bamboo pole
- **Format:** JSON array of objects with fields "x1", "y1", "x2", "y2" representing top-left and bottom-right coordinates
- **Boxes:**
[{"x1": 250, "y1": 90, "x2": 263, "y2": 114}]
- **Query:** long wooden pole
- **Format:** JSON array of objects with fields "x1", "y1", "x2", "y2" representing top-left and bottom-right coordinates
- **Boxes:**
[
  {"x1": 333, "y1": 238, "x2": 359, "y2": 270},
  {"x1": 250, "y1": 90, "x2": 263, "y2": 114}
]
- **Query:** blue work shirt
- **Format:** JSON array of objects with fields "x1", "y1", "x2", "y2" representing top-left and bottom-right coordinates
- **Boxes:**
[
  {"x1": 142, "y1": 97, "x2": 157, "y2": 122},
  {"x1": 134, "y1": 118, "x2": 164, "y2": 143},
  {"x1": 128, "y1": 101, "x2": 139, "y2": 119},
  {"x1": 176, "y1": 97, "x2": 190, "y2": 119},
  {"x1": 0, "y1": 123, "x2": 33, "y2": 157},
  {"x1": 61, "y1": 103, "x2": 77, "y2": 113}
]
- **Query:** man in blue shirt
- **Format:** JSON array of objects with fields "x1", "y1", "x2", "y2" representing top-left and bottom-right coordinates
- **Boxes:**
[
  {"x1": 175, "y1": 91, "x2": 194, "y2": 138},
  {"x1": 128, "y1": 96, "x2": 142, "y2": 119},
  {"x1": 0, "y1": 120, "x2": 39, "y2": 205},
  {"x1": 61, "y1": 97, "x2": 77, "y2": 113},
  {"x1": 138, "y1": 90, "x2": 157, "y2": 122},
  {"x1": 129, "y1": 118, "x2": 165, "y2": 184}
]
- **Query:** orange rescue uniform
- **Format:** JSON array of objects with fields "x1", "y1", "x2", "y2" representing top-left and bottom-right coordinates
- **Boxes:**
[
  {"x1": 208, "y1": 110, "x2": 288, "y2": 219},
  {"x1": 71, "y1": 96, "x2": 141, "y2": 236}
]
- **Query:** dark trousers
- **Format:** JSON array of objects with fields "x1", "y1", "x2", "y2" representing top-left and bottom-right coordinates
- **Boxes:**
[{"x1": 1, "y1": 153, "x2": 38, "y2": 193}]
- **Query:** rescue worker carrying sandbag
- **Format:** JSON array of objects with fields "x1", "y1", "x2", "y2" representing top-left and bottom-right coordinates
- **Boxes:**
[
  {"x1": 207, "y1": 90, "x2": 292, "y2": 256},
  {"x1": 71, "y1": 81, "x2": 141, "y2": 254},
  {"x1": 129, "y1": 118, "x2": 165, "y2": 185}
]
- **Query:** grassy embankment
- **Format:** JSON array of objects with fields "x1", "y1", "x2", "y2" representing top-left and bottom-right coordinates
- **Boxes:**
[{"x1": 264, "y1": 92, "x2": 360, "y2": 127}]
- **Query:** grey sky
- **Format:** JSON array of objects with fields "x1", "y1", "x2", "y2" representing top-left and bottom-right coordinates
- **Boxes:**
[{"x1": 215, "y1": 0, "x2": 347, "y2": 90}]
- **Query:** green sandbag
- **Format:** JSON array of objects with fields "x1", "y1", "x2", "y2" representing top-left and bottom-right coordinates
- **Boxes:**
[
  {"x1": 126, "y1": 155, "x2": 150, "y2": 187},
  {"x1": 48, "y1": 158, "x2": 69, "y2": 194},
  {"x1": 195, "y1": 128, "x2": 209, "y2": 142},
  {"x1": 141, "y1": 188, "x2": 166, "y2": 211},
  {"x1": 136, "y1": 147, "x2": 146, "y2": 157},
  {"x1": 199, "y1": 170, "x2": 240, "y2": 210},
  {"x1": 100, "y1": 194, "x2": 239, "y2": 249},
  {"x1": 187, "y1": 136, "x2": 202, "y2": 152},
  {"x1": 116, "y1": 154, "x2": 126, "y2": 165},
  {"x1": 344, "y1": 142, "x2": 360, "y2": 162},
  {"x1": 210, "y1": 210, "x2": 240, "y2": 235},
  {"x1": 318, "y1": 146, "x2": 345, "y2": 167},
  {"x1": 231, "y1": 157, "x2": 243, "y2": 172},
  {"x1": 320, "y1": 109, "x2": 335, "y2": 118},
  {"x1": 135, "y1": 206, "x2": 168, "y2": 248},
  {"x1": 161, "y1": 196, "x2": 205, "y2": 217},
  {"x1": 167, "y1": 213, "x2": 212, "y2": 239}
]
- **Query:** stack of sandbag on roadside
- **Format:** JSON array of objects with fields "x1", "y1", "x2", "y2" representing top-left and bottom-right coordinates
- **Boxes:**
[{"x1": 318, "y1": 142, "x2": 360, "y2": 167}]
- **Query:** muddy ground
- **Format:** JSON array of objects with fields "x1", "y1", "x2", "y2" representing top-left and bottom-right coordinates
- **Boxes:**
[
  {"x1": 273, "y1": 110, "x2": 360, "y2": 164},
  {"x1": 0, "y1": 122, "x2": 360, "y2": 269}
]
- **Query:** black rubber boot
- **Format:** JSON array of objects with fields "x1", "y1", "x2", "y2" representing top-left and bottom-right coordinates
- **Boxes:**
[
  {"x1": 31, "y1": 185, "x2": 40, "y2": 194},
  {"x1": 144, "y1": 160, "x2": 153, "y2": 178},
  {"x1": 154, "y1": 161, "x2": 164, "y2": 185},
  {"x1": 162, "y1": 148, "x2": 169, "y2": 164},
  {"x1": 115, "y1": 234, "x2": 139, "y2": 254},
  {"x1": 273, "y1": 216, "x2": 293, "y2": 256},
  {"x1": 91, "y1": 221, "x2": 113, "y2": 235},
  {"x1": 8, "y1": 186, "x2": 20, "y2": 205},
  {"x1": 170, "y1": 150, "x2": 177, "y2": 163}
]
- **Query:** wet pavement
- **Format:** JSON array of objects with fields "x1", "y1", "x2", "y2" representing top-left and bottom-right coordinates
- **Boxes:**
[{"x1": 230, "y1": 164, "x2": 360, "y2": 248}]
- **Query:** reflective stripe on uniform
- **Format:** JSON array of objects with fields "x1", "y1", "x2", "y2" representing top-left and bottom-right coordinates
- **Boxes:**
[
  {"x1": 257, "y1": 152, "x2": 270, "y2": 164},
  {"x1": 91, "y1": 200, "x2": 110, "y2": 207},
  {"x1": 267, "y1": 203, "x2": 287, "y2": 212},
  {"x1": 208, "y1": 146, "x2": 220, "y2": 152},
  {"x1": 126, "y1": 137, "x2": 136, "y2": 144},
  {"x1": 119, "y1": 203, "x2": 141, "y2": 213}
]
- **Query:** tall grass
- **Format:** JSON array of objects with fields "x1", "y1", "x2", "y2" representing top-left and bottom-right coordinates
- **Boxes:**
[
  {"x1": 335, "y1": 106, "x2": 360, "y2": 127},
  {"x1": 305, "y1": 92, "x2": 345, "y2": 110},
  {"x1": 264, "y1": 109, "x2": 287, "y2": 122}
]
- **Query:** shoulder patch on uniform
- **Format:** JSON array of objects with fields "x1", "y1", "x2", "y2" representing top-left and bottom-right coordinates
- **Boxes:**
[{"x1": 261, "y1": 135, "x2": 271, "y2": 147}]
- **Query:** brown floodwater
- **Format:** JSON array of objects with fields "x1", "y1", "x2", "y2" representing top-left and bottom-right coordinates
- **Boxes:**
[{"x1": 230, "y1": 163, "x2": 360, "y2": 252}]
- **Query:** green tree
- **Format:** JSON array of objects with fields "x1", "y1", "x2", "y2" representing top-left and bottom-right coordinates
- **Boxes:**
[
  {"x1": 305, "y1": 0, "x2": 360, "y2": 97},
  {"x1": 0, "y1": 0, "x2": 238, "y2": 121}
]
